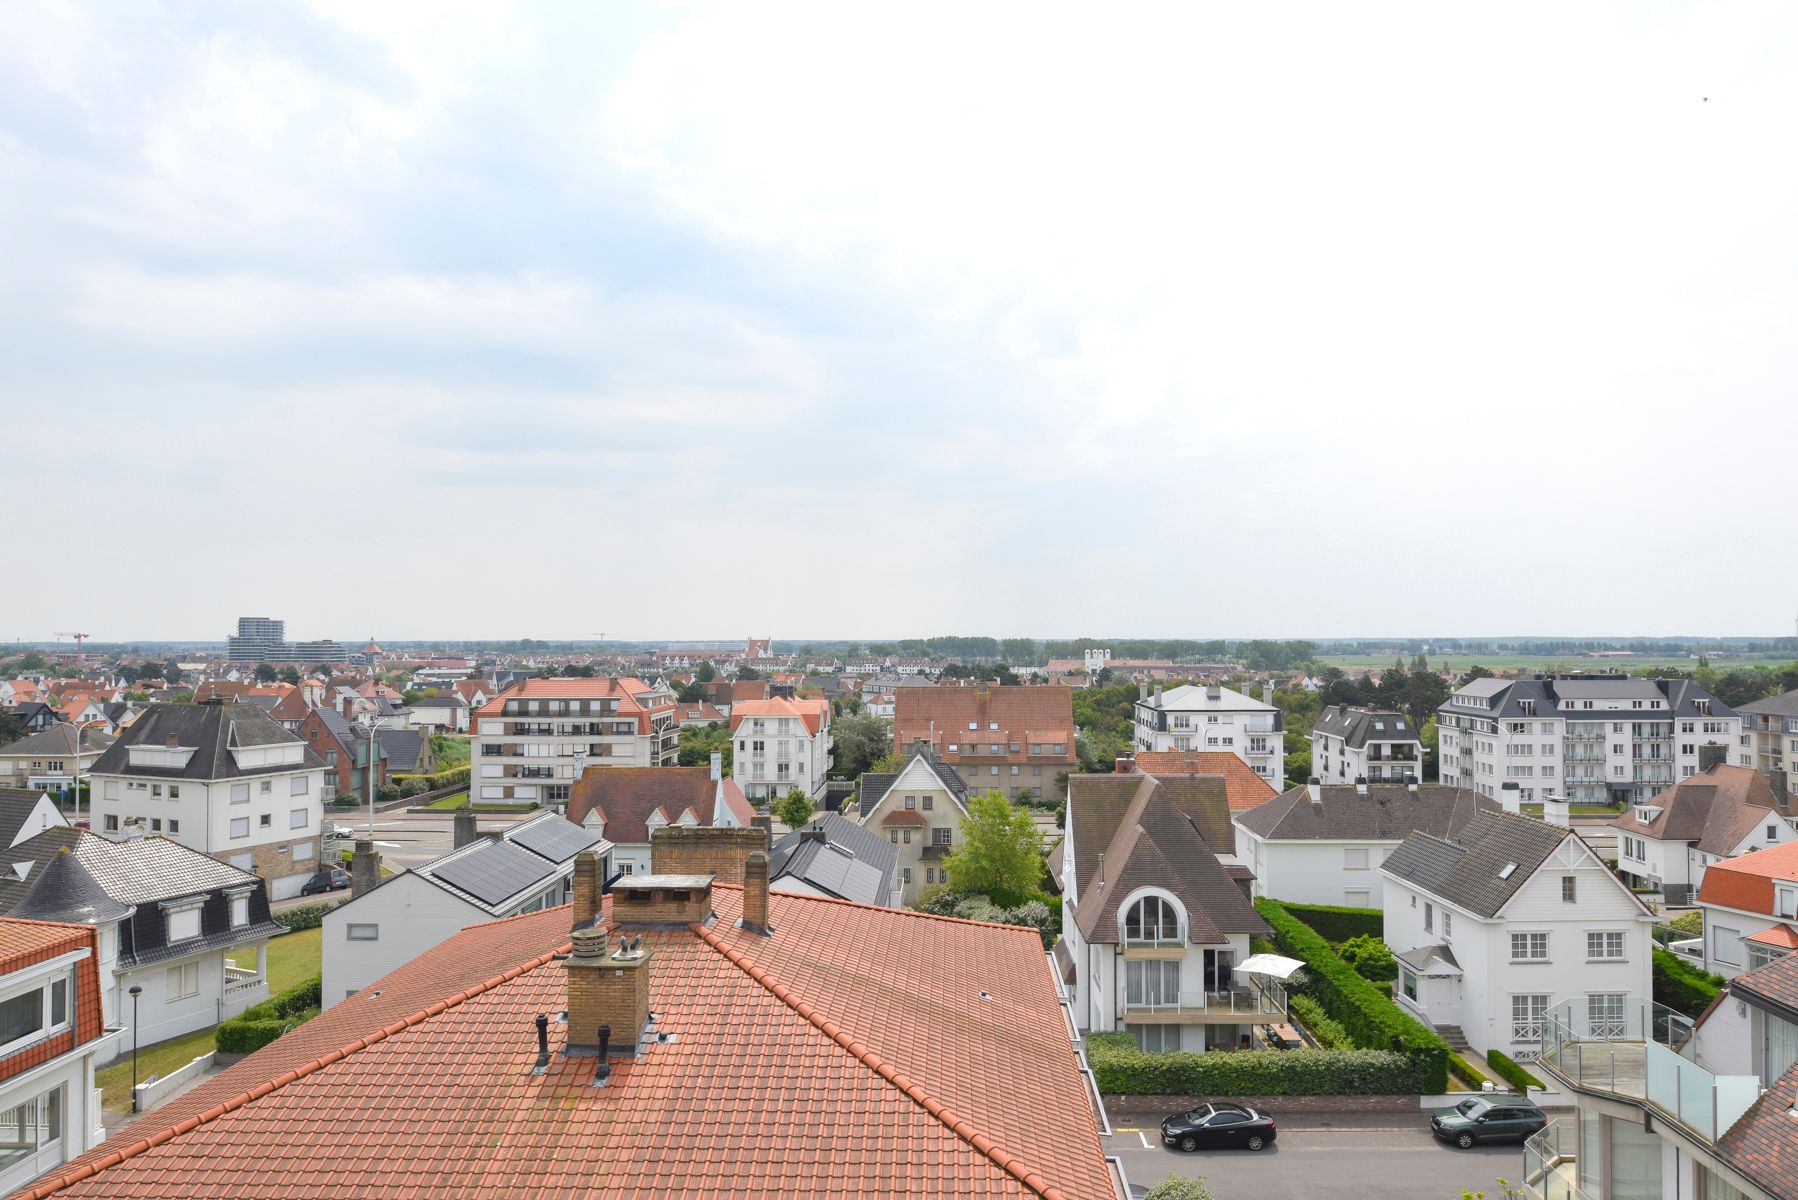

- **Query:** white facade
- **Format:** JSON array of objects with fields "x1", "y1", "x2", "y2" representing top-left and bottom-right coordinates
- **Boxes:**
[
  {"x1": 1617, "y1": 813, "x2": 1795, "y2": 899},
  {"x1": 1438, "y1": 677, "x2": 1740, "y2": 804},
  {"x1": 1308, "y1": 708, "x2": 1424, "y2": 785},
  {"x1": 1132, "y1": 683, "x2": 1284, "y2": 789},
  {"x1": 471, "y1": 682, "x2": 678, "y2": 808},
  {"x1": 91, "y1": 743, "x2": 326, "y2": 901},
  {"x1": 1696, "y1": 898, "x2": 1796, "y2": 980},
  {"x1": 322, "y1": 873, "x2": 492, "y2": 1007},
  {"x1": 731, "y1": 703, "x2": 832, "y2": 803},
  {"x1": 1382, "y1": 835, "x2": 1654, "y2": 1059},
  {"x1": 0, "y1": 946, "x2": 118, "y2": 1197},
  {"x1": 116, "y1": 937, "x2": 271, "y2": 1048},
  {"x1": 1232, "y1": 829, "x2": 1394, "y2": 907}
]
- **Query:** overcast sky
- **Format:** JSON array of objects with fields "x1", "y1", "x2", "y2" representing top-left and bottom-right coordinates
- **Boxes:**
[{"x1": 6, "y1": 2, "x2": 1795, "y2": 643}]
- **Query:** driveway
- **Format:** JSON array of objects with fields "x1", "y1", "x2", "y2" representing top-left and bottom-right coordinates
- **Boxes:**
[{"x1": 1105, "y1": 1110, "x2": 1529, "y2": 1200}]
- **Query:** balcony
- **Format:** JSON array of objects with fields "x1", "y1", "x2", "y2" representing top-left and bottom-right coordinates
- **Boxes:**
[
  {"x1": 1535, "y1": 996, "x2": 1761, "y2": 1142},
  {"x1": 1523, "y1": 1124, "x2": 1590, "y2": 1200},
  {"x1": 1122, "y1": 988, "x2": 1283, "y2": 1021}
]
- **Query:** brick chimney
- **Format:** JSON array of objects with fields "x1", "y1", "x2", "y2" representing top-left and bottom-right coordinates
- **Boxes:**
[
  {"x1": 612, "y1": 874, "x2": 714, "y2": 926},
  {"x1": 350, "y1": 838, "x2": 381, "y2": 897},
  {"x1": 1700, "y1": 743, "x2": 1728, "y2": 772},
  {"x1": 572, "y1": 848, "x2": 602, "y2": 929},
  {"x1": 564, "y1": 926, "x2": 652, "y2": 1059},
  {"x1": 740, "y1": 851, "x2": 770, "y2": 935},
  {"x1": 1770, "y1": 767, "x2": 1790, "y2": 812},
  {"x1": 452, "y1": 807, "x2": 478, "y2": 849},
  {"x1": 165, "y1": 734, "x2": 180, "y2": 747},
  {"x1": 751, "y1": 813, "x2": 773, "y2": 853}
]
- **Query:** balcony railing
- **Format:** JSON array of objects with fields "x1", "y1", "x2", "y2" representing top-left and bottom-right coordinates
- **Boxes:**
[
  {"x1": 1536, "y1": 996, "x2": 1761, "y2": 1142},
  {"x1": 1523, "y1": 1124, "x2": 1592, "y2": 1200},
  {"x1": 224, "y1": 965, "x2": 266, "y2": 997},
  {"x1": 1122, "y1": 987, "x2": 1282, "y2": 1018}
]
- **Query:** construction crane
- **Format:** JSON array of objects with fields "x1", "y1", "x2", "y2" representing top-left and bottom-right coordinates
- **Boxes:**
[{"x1": 56, "y1": 632, "x2": 90, "y2": 667}]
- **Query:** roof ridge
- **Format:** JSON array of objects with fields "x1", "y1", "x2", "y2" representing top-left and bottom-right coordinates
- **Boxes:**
[
  {"x1": 691, "y1": 920, "x2": 1070, "y2": 1200},
  {"x1": 15, "y1": 943, "x2": 570, "y2": 1200},
  {"x1": 707, "y1": 881, "x2": 1044, "y2": 933}
]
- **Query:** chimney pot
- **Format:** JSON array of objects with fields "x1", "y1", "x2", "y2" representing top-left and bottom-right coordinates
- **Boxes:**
[
  {"x1": 350, "y1": 838, "x2": 381, "y2": 898},
  {"x1": 165, "y1": 735, "x2": 180, "y2": 747},
  {"x1": 573, "y1": 849, "x2": 602, "y2": 929},
  {"x1": 709, "y1": 751, "x2": 722, "y2": 782},
  {"x1": 741, "y1": 851, "x2": 771, "y2": 934}
]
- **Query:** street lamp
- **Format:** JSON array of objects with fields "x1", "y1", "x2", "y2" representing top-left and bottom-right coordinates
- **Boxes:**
[{"x1": 128, "y1": 985, "x2": 143, "y2": 1113}]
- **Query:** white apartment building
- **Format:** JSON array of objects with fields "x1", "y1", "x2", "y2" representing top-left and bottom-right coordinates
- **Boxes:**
[
  {"x1": 1736, "y1": 689, "x2": 1798, "y2": 775},
  {"x1": 86, "y1": 700, "x2": 329, "y2": 900},
  {"x1": 1437, "y1": 675, "x2": 1740, "y2": 805},
  {"x1": 471, "y1": 677, "x2": 678, "y2": 807},
  {"x1": 1132, "y1": 682, "x2": 1284, "y2": 790},
  {"x1": 1381, "y1": 810, "x2": 1655, "y2": 1060},
  {"x1": 1308, "y1": 706, "x2": 1424, "y2": 784},
  {"x1": 730, "y1": 697, "x2": 832, "y2": 803}
]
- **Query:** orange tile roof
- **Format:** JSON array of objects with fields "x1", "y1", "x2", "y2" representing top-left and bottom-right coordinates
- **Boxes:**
[
  {"x1": 27, "y1": 890, "x2": 1113, "y2": 1200},
  {"x1": 474, "y1": 677, "x2": 672, "y2": 733},
  {"x1": 1697, "y1": 840, "x2": 1798, "y2": 914},
  {"x1": 730, "y1": 696, "x2": 829, "y2": 735},
  {"x1": 893, "y1": 686, "x2": 1077, "y2": 765},
  {"x1": 1745, "y1": 924, "x2": 1798, "y2": 949},
  {"x1": 1131, "y1": 751, "x2": 1278, "y2": 810}
]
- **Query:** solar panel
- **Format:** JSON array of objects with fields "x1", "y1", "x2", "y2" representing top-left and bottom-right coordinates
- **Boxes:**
[
  {"x1": 429, "y1": 840, "x2": 557, "y2": 907},
  {"x1": 508, "y1": 815, "x2": 603, "y2": 863}
]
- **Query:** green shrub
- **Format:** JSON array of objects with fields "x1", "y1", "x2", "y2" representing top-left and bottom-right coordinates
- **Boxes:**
[
  {"x1": 1290, "y1": 995, "x2": 1353, "y2": 1050},
  {"x1": 398, "y1": 777, "x2": 430, "y2": 798},
  {"x1": 1256, "y1": 899, "x2": 1447, "y2": 1092},
  {"x1": 914, "y1": 889, "x2": 1060, "y2": 948},
  {"x1": 1146, "y1": 1178, "x2": 1216, "y2": 1200},
  {"x1": 271, "y1": 975, "x2": 322, "y2": 1017},
  {"x1": 273, "y1": 903, "x2": 338, "y2": 932},
  {"x1": 1653, "y1": 948, "x2": 1724, "y2": 1018},
  {"x1": 1339, "y1": 934, "x2": 1399, "y2": 982},
  {"x1": 216, "y1": 1019, "x2": 298, "y2": 1054},
  {"x1": 393, "y1": 765, "x2": 472, "y2": 790},
  {"x1": 1279, "y1": 902, "x2": 1384, "y2": 944},
  {"x1": 1667, "y1": 909, "x2": 1704, "y2": 935},
  {"x1": 1250, "y1": 938, "x2": 1279, "y2": 957},
  {"x1": 216, "y1": 975, "x2": 323, "y2": 1055},
  {"x1": 1485, "y1": 1050, "x2": 1545, "y2": 1093},
  {"x1": 1447, "y1": 1052, "x2": 1486, "y2": 1090},
  {"x1": 377, "y1": 783, "x2": 401, "y2": 802},
  {"x1": 1088, "y1": 1032, "x2": 1434, "y2": 1095}
]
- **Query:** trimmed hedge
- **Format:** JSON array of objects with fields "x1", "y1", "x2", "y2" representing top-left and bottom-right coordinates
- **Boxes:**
[
  {"x1": 1653, "y1": 947, "x2": 1725, "y2": 1018},
  {"x1": 1486, "y1": 1049, "x2": 1545, "y2": 1092},
  {"x1": 1088, "y1": 1032, "x2": 1434, "y2": 1096},
  {"x1": 1289, "y1": 995, "x2": 1353, "y2": 1050},
  {"x1": 217, "y1": 974, "x2": 322, "y2": 1055},
  {"x1": 1279, "y1": 902, "x2": 1385, "y2": 944},
  {"x1": 1447, "y1": 1052, "x2": 1486, "y2": 1090},
  {"x1": 394, "y1": 765, "x2": 471, "y2": 790},
  {"x1": 273, "y1": 902, "x2": 338, "y2": 932},
  {"x1": 1256, "y1": 899, "x2": 1448, "y2": 1092}
]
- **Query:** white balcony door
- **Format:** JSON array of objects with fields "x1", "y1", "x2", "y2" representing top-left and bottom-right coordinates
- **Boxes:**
[{"x1": 1125, "y1": 960, "x2": 1180, "y2": 1009}]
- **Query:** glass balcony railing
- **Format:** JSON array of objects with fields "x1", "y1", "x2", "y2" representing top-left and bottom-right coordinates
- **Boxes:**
[
  {"x1": 1536, "y1": 996, "x2": 1761, "y2": 1142},
  {"x1": 1523, "y1": 1124, "x2": 1593, "y2": 1200}
]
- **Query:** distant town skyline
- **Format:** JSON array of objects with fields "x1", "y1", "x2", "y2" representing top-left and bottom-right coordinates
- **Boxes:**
[{"x1": 6, "y1": 3, "x2": 1795, "y2": 637}]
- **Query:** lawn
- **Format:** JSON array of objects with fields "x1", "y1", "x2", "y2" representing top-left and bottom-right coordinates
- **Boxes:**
[
  {"x1": 425, "y1": 791, "x2": 470, "y2": 809},
  {"x1": 424, "y1": 791, "x2": 534, "y2": 812}
]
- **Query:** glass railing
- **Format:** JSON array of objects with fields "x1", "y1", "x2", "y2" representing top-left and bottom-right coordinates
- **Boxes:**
[
  {"x1": 1523, "y1": 1124, "x2": 1594, "y2": 1200},
  {"x1": 1537, "y1": 996, "x2": 1760, "y2": 1141}
]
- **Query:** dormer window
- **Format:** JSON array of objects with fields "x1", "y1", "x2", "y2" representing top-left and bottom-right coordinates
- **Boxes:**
[
  {"x1": 161, "y1": 896, "x2": 206, "y2": 942},
  {"x1": 1123, "y1": 895, "x2": 1181, "y2": 945}
]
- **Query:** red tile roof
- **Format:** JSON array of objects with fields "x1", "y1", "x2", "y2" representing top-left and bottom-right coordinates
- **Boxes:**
[
  {"x1": 0, "y1": 918, "x2": 105, "y2": 1086},
  {"x1": 881, "y1": 809, "x2": 928, "y2": 827},
  {"x1": 24, "y1": 891, "x2": 1113, "y2": 1200},
  {"x1": 1697, "y1": 840, "x2": 1798, "y2": 915},
  {"x1": 1746, "y1": 924, "x2": 1798, "y2": 948},
  {"x1": 893, "y1": 686, "x2": 1077, "y2": 764},
  {"x1": 474, "y1": 677, "x2": 673, "y2": 734},
  {"x1": 568, "y1": 767, "x2": 728, "y2": 845},
  {"x1": 729, "y1": 696, "x2": 829, "y2": 735},
  {"x1": 1130, "y1": 751, "x2": 1278, "y2": 810}
]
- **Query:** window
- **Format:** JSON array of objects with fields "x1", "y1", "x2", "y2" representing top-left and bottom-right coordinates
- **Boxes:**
[
  {"x1": 889, "y1": 831, "x2": 898, "y2": 844},
  {"x1": 346, "y1": 924, "x2": 379, "y2": 941},
  {"x1": 0, "y1": 975, "x2": 70, "y2": 1056},
  {"x1": 259, "y1": 814, "x2": 272, "y2": 828},
  {"x1": 0, "y1": 1087, "x2": 62, "y2": 1176},
  {"x1": 1125, "y1": 959, "x2": 1180, "y2": 1008},
  {"x1": 230, "y1": 817, "x2": 250, "y2": 839},
  {"x1": 902, "y1": 830, "x2": 912, "y2": 844},
  {"x1": 169, "y1": 819, "x2": 179, "y2": 832},
  {"x1": 1511, "y1": 994, "x2": 1548, "y2": 1042},
  {"x1": 1423, "y1": 902, "x2": 1433, "y2": 932},
  {"x1": 903, "y1": 795, "x2": 915, "y2": 810},
  {"x1": 1343, "y1": 889, "x2": 1371, "y2": 907},
  {"x1": 1770, "y1": 825, "x2": 1780, "y2": 842},
  {"x1": 165, "y1": 901, "x2": 202, "y2": 942},
  {"x1": 290, "y1": 775, "x2": 308, "y2": 795},
  {"x1": 925, "y1": 867, "x2": 935, "y2": 884},
  {"x1": 229, "y1": 892, "x2": 250, "y2": 927},
  {"x1": 1562, "y1": 876, "x2": 1577, "y2": 903},
  {"x1": 150, "y1": 819, "x2": 161, "y2": 832},
  {"x1": 166, "y1": 962, "x2": 199, "y2": 1000},
  {"x1": 902, "y1": 868, "x2": 912, "y2": 885},
  {"x1": 1129, "y1": 1023, "x2": 1179, "y2": 1052},
  {"x1": 231, "y1": 783, "x2": 250, "y2": 804},
  {"x1": 1344, "y1": 848, "x2": 1369, "y2": 871},
  {"x1": 260, "y1": 780, "x2": 272, "y2": 795},
  {"x1": 103, "y1": 815, "x2": 118, "y2": 832},
  {"x1": 921, "y1": 795, "x2": 933, "y2": 811},
  {"x1": 932, "y1": 827, "x2": 952, "y2": 847},
  {"x1": 1400, "y1": 968, "x2": 1418, "y2": 1002},
  {"x1": 1587, "y1": 993, "x2": 1627, "y2": 1037},
  {"x1": 1587, "y1": 931, "x2": 1625, "y2": 960},
  {"x1": 1443, "y1": 911, "x2": 1452, "y2": 937},
  {"x1": 1124, "y1": 896, "x2": 1181, "y2": 944},
  {"x1": 1511, "y1": 932, "x2": 1549, "y2": 961},
  {"x1": 289, "y1": 808, "x2": 308, "y2": 829}
]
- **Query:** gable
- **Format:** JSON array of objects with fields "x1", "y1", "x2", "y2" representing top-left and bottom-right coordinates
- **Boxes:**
[{"x1": 1496, "y1": 834, "x2": 1651, "y2": 920}]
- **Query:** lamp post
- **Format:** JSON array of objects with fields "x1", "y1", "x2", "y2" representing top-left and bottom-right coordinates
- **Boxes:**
[{"x1": 128, "y1": 984, "x2": 143, "y2": 1112}]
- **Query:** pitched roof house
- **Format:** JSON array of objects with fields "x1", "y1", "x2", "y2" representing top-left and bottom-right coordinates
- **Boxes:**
[
  {"x1": 768, "y1": 812, "x2": 900, "y2": 906},
  {"x1": 568, "y1": 764, "x2": 752, "y2": 875},
  {"x1": 1696, "y1": 840, "x2": 1798, "y2": 978},
  {"x1": 850, "y1": 751, "x2": 970, "y2": 905},
  {"x1": 1233, "y1": 780, "x2": 1498, "y2": 907},
  {"x1": 0, "y1": 725, "x2": 116, "y2": 793},
  {"x1": 893, "y1": 684, "x2": 1078, "y2": 802},
  {"x1": 1058, "y1": 771, "x2": 1272, "y2": 1053},
  {"x1": 1381, "y1": 812, "x2": 1654, "y2": 1058},
  {"x1": 1611, "y1": 763, "x2": 1798, "y2": 905},
  {"x1": 20, "y1": 869, "x2": 1121, "y2": 1200},
  {"x1": 1125, "y1": 750, "x2": 1278, "y2": 811}
]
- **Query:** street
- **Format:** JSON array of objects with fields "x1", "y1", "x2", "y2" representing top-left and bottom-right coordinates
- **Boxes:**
[{"x1": 1105, "y1": 1111, "x2": 1528, "y2": 1200}]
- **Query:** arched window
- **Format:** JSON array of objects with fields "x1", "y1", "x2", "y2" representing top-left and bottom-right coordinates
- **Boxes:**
[{"x1": 1124, "y1": 895, "x2": 1181, "y2": 944}]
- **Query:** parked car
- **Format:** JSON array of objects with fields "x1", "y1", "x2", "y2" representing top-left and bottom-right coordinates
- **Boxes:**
[
  {"x1": 1430, "y1": 1097, "x2": 1547, "y2": 1149},
  {"x1": 300, "y1": 867, "x2": 351, "y2": 896},
  {"x1": 1160, "y1": 1102, "x2": 1277, "y2": 1152},
  {"x1": 324, "y1": 823, "x2": 355, "y2": 841}
]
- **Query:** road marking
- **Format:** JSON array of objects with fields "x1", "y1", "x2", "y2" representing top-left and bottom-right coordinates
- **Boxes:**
[
  {"x1": 1138, "y1": 1133, "x2": 1152, "y2": 1150},
  {"x1": 1112, "y1": 1127, "x2": 1140, "y2": 1133}
]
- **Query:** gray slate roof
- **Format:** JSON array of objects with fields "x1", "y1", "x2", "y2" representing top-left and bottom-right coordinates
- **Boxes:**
[
  {"x1": 769, "y1": 813, "x2": 898, "y2": 905},
  {"x1": 1380, "y1": 811, "x2": 1571, "y2": 918},
  {"x1": 0, "y1": 723, "x2": 117, "y2": 759},
  {"x1": 0, "y1": 826, "x2": 85, "y2": 912},
  {"x1": 1310, "y1": 706, "x2": 1417, "y2": 749},
  {"x1": 11, "y1": 847, "x2": 135, "y2": 924},
  {"x1": 856, "y1": 750, "x2": 969, "y2": 818},
  {"x1": 0, "y1": 789, "x2": 63, "y2": 850},
  {"x1": 1235, "y1": 783, "x2": 1499, "y2": 843},
  {"x1": 376, "y1": 728, "x2": 427, "y2": 773},
  {"x1": 1395, "y1": 944, "x2": 1460, "y2": 974},
  {"x1": 75, "y1": 835, "x2": 262, "y2": 905},
  {"x1": 1738, "y1": 690, "x2": 1798, "y2": 719},
  {"x1": 1441, "y1": 675, "x2": 1736, "y2": 720},
  {"x1": 89, "y1": 700, "x2": 323, "y2": 781}
]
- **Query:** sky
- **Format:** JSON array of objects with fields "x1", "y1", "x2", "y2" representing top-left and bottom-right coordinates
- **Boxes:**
[{"x1": 5, "y1": 2, "x2": 1796, "y2": 642}]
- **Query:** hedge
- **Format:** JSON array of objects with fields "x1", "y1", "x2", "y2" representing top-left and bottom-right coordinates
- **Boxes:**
[
  {"x1": 217, "y1": 975, "x2": 322, "y2": 1055},
  {"x1": 1256, "y1": 899, "x2": 1447, "y2": 1092},
  {"x1": 1089, "y1": 1032, "x2": 1435, "y2": 1096},
  {"x1": 1653, "y1": 947, "x2": 1724, "y2": 1018},
  {"x1": 394, "y1": 765, "x2": 471, "y2": 790},
  {"x1": 273, "y1": 902, "x2": 339, "y2": 932},
  {"x1": 1289, "y1": 995, "x2": 1353, "y2": 1050},
  {"x1": 1486, "y1": 1049, "x2": 1545, "y2": 1092},
  {"x1": 1447, "y1": 1052, "x2": 1486, "y2": 1090},
  {"x1": 1279, "y1": 902, "x2": 1385, "y2": 944}
]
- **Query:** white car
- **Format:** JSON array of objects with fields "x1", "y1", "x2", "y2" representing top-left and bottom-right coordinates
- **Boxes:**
[{"x1": 325, "y1": 823, "x2": 356, "y2": 841}]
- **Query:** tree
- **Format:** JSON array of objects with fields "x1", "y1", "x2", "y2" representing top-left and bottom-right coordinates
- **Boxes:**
[
  {"x1": 16, "y1": 653, "x2": 46, "y2": 673},
  {"x1": 1339, "y1": 934, "x2": 1398, "y2": 981},
  {"x1": 1145, "y1": 1177, "x2": 1216, "y2": 1200},
  {"x1": 253, "y1": 664, "x2": 278, "y2": 684},
  {"x1": 773, "y1": 789, "x2": 816, "y2": 830},
  {"x1": 0, "y1": 708, "x2": 21, "y2": 747},
  {"x1": 675, "y1": 679, "x2": 708, "y2": 704},
  {"x1": 736, "y1": 666, "x2": 762, "y2": 681},
  {"x1": 278, "y1": 666, "x2": 301, "y2": 685},
  {"x1": 694, "y1": 660, "x2": 718, "y2": 683},
  {"x1": 164, "y1": 660, "x2": 185, "y2": 684},
  {"x1": 830, "y1": 712, "x2": 893, "y2": 779},
  {"x1": 677, "y1": 723, "x2": 732, "y2": 770},
  {"x1": 943, "y1": 791, "x2": 1044, "y2": 906},
  {"x1": 563, "y1": 663, "x2": 596, "y2": 678}
]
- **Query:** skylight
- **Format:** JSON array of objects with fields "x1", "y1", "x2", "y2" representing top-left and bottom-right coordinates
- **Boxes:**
[{"x1": 1498, "y1": 863, "x2": 1517, "y2": 879}]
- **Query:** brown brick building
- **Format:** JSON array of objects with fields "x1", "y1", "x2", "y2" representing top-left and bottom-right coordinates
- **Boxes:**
[{"x1": 891, "y1": 684, "x2": 1079, "y2": 802}]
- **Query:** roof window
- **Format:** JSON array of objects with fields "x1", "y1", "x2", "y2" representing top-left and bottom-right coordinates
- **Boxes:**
[{"x1": 1498, "y1": 863, "x2": 1517, "y2": 879}]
